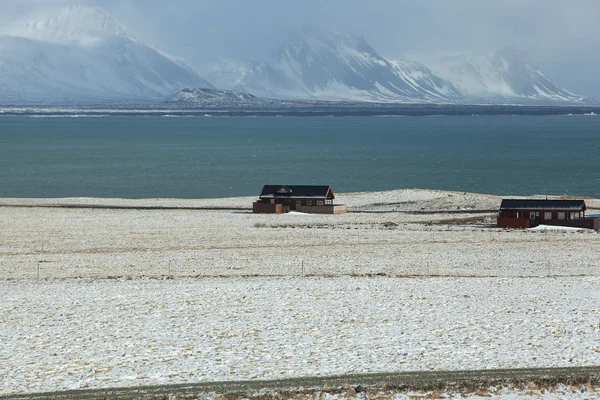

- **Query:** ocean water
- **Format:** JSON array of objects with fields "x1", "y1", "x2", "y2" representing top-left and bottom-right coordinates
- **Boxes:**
[{"x1": 1, "y1": 115, "x2": 599, "y2": 198}]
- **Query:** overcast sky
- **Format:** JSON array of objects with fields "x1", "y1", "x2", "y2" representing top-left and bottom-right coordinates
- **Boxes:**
[{"x1": 1, "y1": 0, "x2": 599, "y2": 98}]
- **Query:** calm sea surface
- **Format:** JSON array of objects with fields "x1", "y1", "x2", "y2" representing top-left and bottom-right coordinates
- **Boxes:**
[{"x1": 1, "y1": 115, "x2": 599, "y2": 198}]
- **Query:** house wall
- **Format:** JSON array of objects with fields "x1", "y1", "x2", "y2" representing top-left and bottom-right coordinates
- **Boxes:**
[
  {"x1": 498, "y1": 210, "x2": 596, "y2": 229},
  {"x1": 253, "y1": 202, "x2": 283, "y2": 214},
  {"x1": 286, "y1": 198, "x2": 332, "y2": 209},
  {"x1": 498, "y1": 209, "x2": 585, "y2": 228},
  {"x1": 253, "y1": 201, "x2": 346, "y2": 214},
  {"x1": 257, "y1": 197, "x2": 333, "y2": 210},
  {"x1": 497, "y1": 217, "x2": 530, "y2": 229},
  {"x1": 542, "y1": 219, "x2": 595, "y2": 229}
]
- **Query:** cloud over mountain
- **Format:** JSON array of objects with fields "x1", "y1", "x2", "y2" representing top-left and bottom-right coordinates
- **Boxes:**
[
  {"x1": 423, "y1": 47, "x2": 587, "y2": 103},
  {"x1": 0, "y1": 4, "x2": 213, "y2": 104}
]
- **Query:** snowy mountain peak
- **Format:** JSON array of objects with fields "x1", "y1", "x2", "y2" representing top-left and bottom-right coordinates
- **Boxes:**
[
  {"x1": 426, "y1": 49, "x2": 587, "y2": 103},
  {"x1": 9, "y1": 4, "x2": 135, "y2": 46},
  {"x1": 206, "y1": 27, "x2": 461, "y2": 103},
  {"x1": 0, "y1": 5, "x2": 213, "y2": 104}
]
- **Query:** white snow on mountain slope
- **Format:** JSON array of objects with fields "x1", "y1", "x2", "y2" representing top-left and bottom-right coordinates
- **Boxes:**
[
  {"x1": 206, "y1": 30, "x2": 590, "y2": 105},
  {"x1": 0, "y1": 5, "x2": 213, "y2": 104},
  {"x1": 423, "y1": 48, "x2": 588, "y2": 104},
  {"x1": 206, "y1": 27, "x2": 463, "y2": 103}
]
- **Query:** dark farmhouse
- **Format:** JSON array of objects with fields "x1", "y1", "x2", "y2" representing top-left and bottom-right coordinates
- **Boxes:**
[
  {"x1": 253, "y1": 185, "x2": 347, "y2": 214},
  {"x1": 497, "y1": 199, "x2": 599, "y2": 229}
]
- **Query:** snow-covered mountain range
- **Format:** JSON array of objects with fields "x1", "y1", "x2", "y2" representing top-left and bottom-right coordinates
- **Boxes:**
[
  {"x1": 205, "y1": 27, "x2": 462, "y2": 103},
  {"x1": 422, "y1": 47, "x2": 587, "y2": 103},
  {"x1": 206, "y1": 28, "x2": 591, "y2": 105},
  {"x1": 0, "y1": 5, "x2": 213, "y2": 104},
  {"x1": 0, "y1": 6, "x2": 591, "y2": 105}
]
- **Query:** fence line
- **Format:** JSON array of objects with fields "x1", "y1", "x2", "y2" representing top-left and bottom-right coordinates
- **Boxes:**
[
  {"x1": 10, "y1": 250, "x2": 600, "y2": 281},
  {"x1": 2, "y1": 228, "x2": 599, "y2": 281}
]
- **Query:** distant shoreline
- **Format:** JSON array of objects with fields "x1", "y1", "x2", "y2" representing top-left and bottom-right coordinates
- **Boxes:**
[
  {"x1": 1, "y1": 188, "x2": 598, "y2": 209},
  {"x1": 0, "y1": 189, "x2": 598, "y2": 206},
  {"x1": 1, "y1": 104, "x2": 599, "y2": 117}
]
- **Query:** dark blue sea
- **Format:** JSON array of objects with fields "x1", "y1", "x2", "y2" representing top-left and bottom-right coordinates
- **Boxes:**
[{"x1": 1, "y1": 114, "x2": 599, "y2": 198}]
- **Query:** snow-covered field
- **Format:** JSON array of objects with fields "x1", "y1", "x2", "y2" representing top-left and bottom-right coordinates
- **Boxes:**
[
  {"x1": 1, "y1": 276, "x2": 599, "y2": 395},
  {"x1": 1, "y1": 189, "x2": 599, "y2": 281},
  {"x1": 1, "y1": 189, "x2": 599, "y2": 395}
]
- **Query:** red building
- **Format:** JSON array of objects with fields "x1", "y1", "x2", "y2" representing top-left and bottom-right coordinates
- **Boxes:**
[
  {"x1": 497, "y1": 199, "x2": 599, "y2": 229},
  {"x1": 253, "y1": 185, "x2": 347, "y2": 214}
]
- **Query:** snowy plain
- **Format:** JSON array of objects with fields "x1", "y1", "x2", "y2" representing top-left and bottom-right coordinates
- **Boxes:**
[
  {"x1": 1, "y1": 189, "x2": 599, "y2": 396},
  {"x1": 2, "y1": 277, "x2": 599, "y2": 395}
]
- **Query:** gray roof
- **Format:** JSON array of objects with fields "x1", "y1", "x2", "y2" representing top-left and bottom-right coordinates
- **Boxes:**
[
  {"x1": 500, "y1": 199, "x2": 586, "y2": 211},
  {"x1": 259, "y1": 185, "x2": 333, "y2": 199}
]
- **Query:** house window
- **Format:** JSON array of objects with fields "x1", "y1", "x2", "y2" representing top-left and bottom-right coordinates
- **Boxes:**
[
  {"x1": 544, "y1": 212, "x2": 552, "y2": 220},
  {"x1": 571, "y1": 212, "x2": 580, "y2": 220},
  {"x1": 558, "y1": 212, "x2": 566, "y2": 220},
  {"x1": 296, "y1": 200, "x2": 302, "y2": 208},
  {"x1": 317, "y1": 200, "x2": 324, "y2": 206},
  {"x1": 529, "y1": 212, "x2": 535, "y2": 219},
  {"x1": 306, "y1": 200, "x2": 313, "y2": 206}
]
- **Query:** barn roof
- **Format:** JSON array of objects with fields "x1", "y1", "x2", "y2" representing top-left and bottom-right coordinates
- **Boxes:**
[
  {"x1": 500, "y1": 199, "x2": 586, "y2": 211},
  {"x1": 259, "y1": 185, "x2": 334, "y2": 199}
]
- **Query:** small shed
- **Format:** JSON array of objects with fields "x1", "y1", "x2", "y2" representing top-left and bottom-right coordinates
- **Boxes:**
[
  {"x1": 253, "y1": 185, "x2": 347, "y2": 214},
  {"x1": 497, "y1": 199, "x2": 596, "y2": 229}
]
